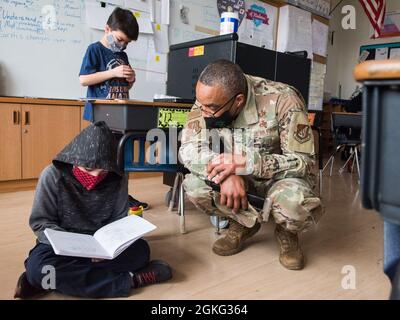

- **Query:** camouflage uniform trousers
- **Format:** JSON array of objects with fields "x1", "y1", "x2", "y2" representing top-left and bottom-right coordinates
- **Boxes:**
[{"x1": 183, "y1": 174, "x2": 324, "y2": 233}]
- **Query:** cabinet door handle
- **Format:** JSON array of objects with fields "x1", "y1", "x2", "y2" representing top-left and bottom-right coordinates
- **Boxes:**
[
  {"x1": 13, "y1": 111, "x2": 18, "y2": 125},
  {"x1": 24, "y1": 111, "x2": 30, "y2": 125},
  {"x1": 13, "y1": 111, "x2": 21, "y2": 125}
]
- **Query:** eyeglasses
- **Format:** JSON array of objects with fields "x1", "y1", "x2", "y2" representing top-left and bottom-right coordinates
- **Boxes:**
[{"x1": 194, "y1": 93, "x2": 239, "y2": 118}]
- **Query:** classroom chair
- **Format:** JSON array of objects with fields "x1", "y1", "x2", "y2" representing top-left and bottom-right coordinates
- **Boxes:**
[{"x1": 322, "y1": 112, "x2": 362, "y2": 182}]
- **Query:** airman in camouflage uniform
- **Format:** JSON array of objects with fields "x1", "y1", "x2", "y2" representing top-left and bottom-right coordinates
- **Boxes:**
[{"x1": 179, "y1": 60, "x2": 323, "y2": 270}]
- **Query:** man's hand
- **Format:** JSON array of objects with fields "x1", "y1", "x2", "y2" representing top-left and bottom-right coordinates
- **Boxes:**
[
  {"x1": 207, "y1": 154, "x2": 247, "y2": 184},
  {"x1": 112, "y1": 65, "x2": 134, "y2": 79},
  {"x1": 219, "y1": 175, "x2": 248, "y2": 214}
]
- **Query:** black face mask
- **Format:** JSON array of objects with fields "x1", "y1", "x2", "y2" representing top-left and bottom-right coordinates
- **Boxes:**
[{"x1": 204, "y1": 109, "x2": 236, "y2": 128}]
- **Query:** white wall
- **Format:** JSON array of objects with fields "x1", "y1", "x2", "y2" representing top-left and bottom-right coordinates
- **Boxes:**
[{"x1": 325, "y1": 0, "x2": 400, "y2": 98}]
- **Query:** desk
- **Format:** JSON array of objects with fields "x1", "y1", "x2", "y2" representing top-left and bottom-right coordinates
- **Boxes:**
[
  {"x1": 92, "y1": 100, "x2": 192, "y2": 233},
  {"x1": 92, "y1": 99, "x2": 191, "y2": 168}
]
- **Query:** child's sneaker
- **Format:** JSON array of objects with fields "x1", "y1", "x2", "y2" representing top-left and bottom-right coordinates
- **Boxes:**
[
  {"x1": 131, "y1": 260, "x2": 172, "y2": 288},
  {"x1": 129, "y1": 195, "x2": 149, "y2": 210}
]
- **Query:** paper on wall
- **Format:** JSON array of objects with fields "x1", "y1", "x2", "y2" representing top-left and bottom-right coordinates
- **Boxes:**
[
  {"x1": 312, "y1": 61, "x2": 327, "y2": 75},
  {"x1": 146, "y1": 0, "x2": 160, "y2": 24},
  {"x1": 150, "y1": 0, "x2": 156, "y2": 22},
  {"x1": 161, "y1": 0, "x2": 170, "y2": 25},
  {"x1": 237, "y1": 0, "x2": 277, "y2": 50},
  {"x1": 390, "y1": 47, "x2": 400, "y2": 59},
  {"x1": 124, "y1": 0, "x2": 150, "y2": 12},
  {"x1": 277, "y1": 5, "x2": 313, "y2": 60},
  {"x1": 125, "y1": 36, "x2": 166, "y2": 83},
  {"x1": 152, "y1": 23, "x2": 169, "y2": 53},
  {"x1": 155, "y1": 0, "x2": 162, "y2": 23},
  {"x1": 107, "y1": 0, "x2": 124, "y2": 6},
  {"x1": 146, "y1": 38, "x2": 167, "y2": 74},
  {"x1": 86, "y1": 1, "x2": 114, "y2": 30},
  {"x1": 308, "y1": 61, "x2": 326, "y2": 111},
  {"x1": 131, "y1": 10, "x2": 154, "y2": 34},
  {"x1": 312, "y1": 19, "x2": 328, "y2": 57},
  {"x1": 376, "y1": 47, "x2": 389, "y2": 60}
]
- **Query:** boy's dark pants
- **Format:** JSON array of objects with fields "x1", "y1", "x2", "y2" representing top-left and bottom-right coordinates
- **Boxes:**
[{"x1": 24, "y1": 239, "x2": 150, "y2": 298}]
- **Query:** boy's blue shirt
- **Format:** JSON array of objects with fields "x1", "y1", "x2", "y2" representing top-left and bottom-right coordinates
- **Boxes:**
[{"x1": 80, "y1": 41, "x2": 131, "y2": 121}]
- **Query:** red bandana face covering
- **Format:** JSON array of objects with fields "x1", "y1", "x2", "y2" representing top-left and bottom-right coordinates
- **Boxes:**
[{"x1": 72, "y1": 166, "x2": 108, "y2": 191}]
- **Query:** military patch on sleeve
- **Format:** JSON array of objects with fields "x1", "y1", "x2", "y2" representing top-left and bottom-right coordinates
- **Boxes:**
[
  {"x1": 294, "y1": 124, "x2": 311, "y2": 144},
  {"x1": 287, "y1": 111, "x2": 315, "y2": 155},
  {"x1": 187, "y1": 119, "x2": 201, "y2": 133}
]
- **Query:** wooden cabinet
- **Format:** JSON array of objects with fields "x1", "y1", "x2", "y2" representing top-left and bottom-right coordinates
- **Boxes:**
[
  {"x1": 0, "y1": 104, "x2": 22, "y2": 181},
  {"x1": 0, "y1": 98, "x2": 83, "y2": 182},
  {"x1": 21, "y1": 105, "x2": 81, "y2": 179}
]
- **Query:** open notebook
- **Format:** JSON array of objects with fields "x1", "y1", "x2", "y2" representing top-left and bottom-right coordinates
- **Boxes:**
[{"x1": 44, "y1": 215, "x2": 156, "y2": 260}]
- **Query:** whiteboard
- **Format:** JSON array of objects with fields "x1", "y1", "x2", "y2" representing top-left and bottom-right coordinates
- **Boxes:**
[
  {"x1": 0, "y1": 0, "x2": 164, "y2": 101},
  {"x1": 0, "y1": 0, "x2": 91, "y2": 99}
]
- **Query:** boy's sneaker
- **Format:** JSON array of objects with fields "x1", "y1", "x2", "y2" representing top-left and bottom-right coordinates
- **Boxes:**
[
  {"x1": 132, "y1": 260, "x2": 172, "y2": 288},
  {"x1": 14, "y1": 272, "x2": 47, "y2": 299},
  {"x1": 129, "y1": 195, "x2": 149, "y2": 210}
]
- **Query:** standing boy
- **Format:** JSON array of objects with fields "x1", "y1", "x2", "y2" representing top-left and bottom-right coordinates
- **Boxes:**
[{"x1": 79, "y1": 6, "x2": 147, "y2": 208}]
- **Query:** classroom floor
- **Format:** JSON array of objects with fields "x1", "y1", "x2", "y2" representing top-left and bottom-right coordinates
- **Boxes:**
[{"x1": 0, "y1": 162, "x2": 391, "y2": 300}]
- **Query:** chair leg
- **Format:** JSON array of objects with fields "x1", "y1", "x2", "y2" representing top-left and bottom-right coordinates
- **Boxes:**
[
  {"x1": 339, "y1": 148, "x2": 354, "y2": 174},
  {"x1": 323, "y1": 145, "x2": 341, "y2": 177},
  {"x1": 319, "y1": 169, "x2": 323, "y2": 196},
  {"x1": 329, "y1": 154, "x2": 335, "y2": 177},
  {"x1": 350, "y1": 148, "x2": 357, "y2": 174},
  {"x1": 178, "y1": 173, "x2": 186, "y2": 234},
  {"x1": 322, "y1": 154, "x2": 334, "y2": 173},
  {"x1": 168, "y1": 173, "x2": 180, "y2": 211},
  {"x1": 354, "y1": 146, "x2": 361, "y2": 184}
]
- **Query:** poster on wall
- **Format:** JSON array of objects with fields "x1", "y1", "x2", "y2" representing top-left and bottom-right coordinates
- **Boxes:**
[
  {"x1": 237, "y1": 0, "x2": 278, "y2": 50},
  {"x1": 277, "y1": 5, "x2": 313, "y2": 59},
  {"x1": 217, "y1": 0, "x2": 246, "y2": 26},
  {"x1": 376, "y1": 11, "x2": 400, "y2": 38}
]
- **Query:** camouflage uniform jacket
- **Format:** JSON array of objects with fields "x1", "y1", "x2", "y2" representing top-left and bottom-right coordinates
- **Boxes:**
[{"x1": 179, "y1": 75, "x2": 316, "y2": 186}]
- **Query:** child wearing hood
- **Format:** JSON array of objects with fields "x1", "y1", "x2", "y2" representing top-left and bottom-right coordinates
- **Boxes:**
[{"x1": 14, "y1": 122, "x2": 171, "y2": 299}]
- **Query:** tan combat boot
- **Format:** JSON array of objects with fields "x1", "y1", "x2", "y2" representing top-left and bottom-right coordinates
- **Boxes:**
[
  {"x1": 275, "y1": 224, "x2": 305, "y2": 270},
  {"x1": 212, "y1": 218, "x2": 261, "y2": 256}
]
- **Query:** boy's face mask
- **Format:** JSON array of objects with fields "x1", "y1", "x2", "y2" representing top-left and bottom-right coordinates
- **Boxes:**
[
  {"x1": 107, "y1": 33, "x2": 127, "y2": 52},
  {"x1": 72, "y1": 166, "x2": 108, "y2": 191}
]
